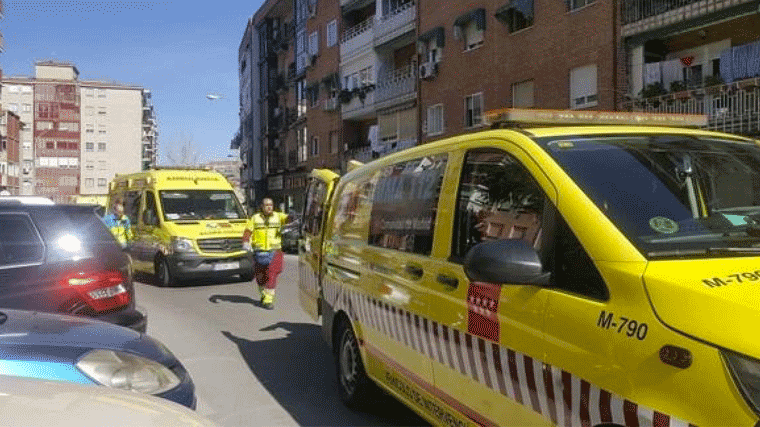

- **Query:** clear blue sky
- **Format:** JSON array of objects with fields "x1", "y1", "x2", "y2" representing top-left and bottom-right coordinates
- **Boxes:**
[{"x1": 1, "y1": 0, "x2": 263, "y2": 164}]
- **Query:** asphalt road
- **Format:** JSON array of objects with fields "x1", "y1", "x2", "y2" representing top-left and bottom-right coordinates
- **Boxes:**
[{"x1": 135, "y1": 254, "x2": 428, "y2": 427}]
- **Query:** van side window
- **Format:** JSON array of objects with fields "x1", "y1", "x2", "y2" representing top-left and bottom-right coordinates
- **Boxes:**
[
  {"x1": 452, "y1": 148, "x2": 544, "y2": 261},
  {"x1": 144, "y1": 191, "x2": 159, "y2": 225},
  {"x1": 123, "y1": 191, "x2": 141, "y2": 224},
  {"x1": 369, "y1": 155, "x2": 447, "y2": 255},
  {"x1": 549, "y1": 212, "x2": 609, "y2": 301},
  {"x1": 303, "y1": 179, "x2": 327, "y2": 235}
]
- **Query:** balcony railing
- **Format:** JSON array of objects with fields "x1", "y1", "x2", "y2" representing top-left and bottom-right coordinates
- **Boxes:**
[
  {"x1": 375, "y1": 64, "x2": 417, "y2": 107},
  {"x1": 374, "y1": 1, "x2": 416, "y2": 47},
  {"x1": 624, "y1": 77, "x2": 760, "y2": 135},
  {"x1": 340, "y1": 17, "x2": 374, "y2": 61},
  {"x1": 621, "y1": 0, "x2": 755, "y2": 36},
  {"x1": 346, "y1": 138, "x2": 417, "y2": 163}
]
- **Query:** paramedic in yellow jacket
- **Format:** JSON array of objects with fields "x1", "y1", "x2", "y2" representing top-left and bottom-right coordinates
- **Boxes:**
[
  {"x1": 103, "y1": 197, "x2": 133, "y2": 248},
  {"x1": 242, "y1": 198, "x2": 289, "y2": 309}
]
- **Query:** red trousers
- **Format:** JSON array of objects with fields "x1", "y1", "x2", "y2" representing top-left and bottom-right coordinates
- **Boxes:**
[{"x1": 254, "y1": 250, "x2": 284, "y2": 290}]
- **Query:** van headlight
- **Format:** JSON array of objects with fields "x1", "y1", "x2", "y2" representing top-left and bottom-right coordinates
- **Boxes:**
[
  {"x1": 77, "y1": 349, "x2": 181, "y2": 395},
  {"x1": 723, "y1": 350, "x2": 760, "y2": 413},
  {"x1": 171, "y1": 237, "x2": 195, "y2": 253}
]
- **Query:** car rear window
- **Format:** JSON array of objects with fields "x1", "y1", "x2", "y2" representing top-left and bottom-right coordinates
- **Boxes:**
[
  {"x1": 0, "y1": 213, "x2": 46, "y2": 267},
  {"x1": 30, "y1": 207, "x2": 120, "y2": 263}
]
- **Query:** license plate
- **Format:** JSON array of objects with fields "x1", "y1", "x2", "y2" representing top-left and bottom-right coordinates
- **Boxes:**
[{"x1": 214, "y1": 261, "x2": 239, "y2": 271}]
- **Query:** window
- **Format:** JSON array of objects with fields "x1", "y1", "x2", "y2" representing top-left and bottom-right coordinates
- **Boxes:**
[
  {"x1": 303, "y1": 179, "x2": 328, "y2": 235},
  {"x1": 568, "y1": 0, "x2": 595, "y2": 10},
  {"x1": 463, "y1": 20, "x2": 484, "y2": 50},
  {"x1": 37, "y1": 121, "x2": 53, "y2": 131},
  {"x1": 85, "y1": 142, "x2": 94, "y2": 152},
  {"x1": 454, "y1": 9, "x2": 485, "y2": 51},
  {"x1": 85, "y1": 178, "x2": 94, "y2": 187},
  {"x1": 86, "y1": 161, "x2": 95, "y2": 170},
  {"x1": 570, "y1": 64, "x2": 598, "y2": 109},
  {"x1": 8, "y1": 104, "x2": 18, "y2": 113},
  {"x1": 98, "y1": 142, "x2": 107, "y2": 152},
  {"x1": 419, "y1": 27, "x2": 445, "y2": 64},
  {"x1": 97, "y1": 88, "x2": 107, "y2": 98},
  {"x1": 98, "y1": 125, "x2": 107, "y2": 135},
  {"x1": 311, "y1": 136, "x2": 319, "y2": 156},
  {"x1": 309, "y1": 31, "x2": 319, "y2": 56},
  {"x1": 297, "y1": 127, "x2": 308, "y2": 162},
  {"x1": 426, "y1": 104, "x2": 444, "y2": 135},
  {"x1": 86, "y1": 124, "x2": 94, "y2": 134},
  {"x1": 329, "y1": 131, "x2": 339, "y2": 154},
  {"x1": 452, "y1": 147, "x2": 607, "y2": 299},
  {"x1": 369, "y1": 155, "x2": 448, "y2": 255},
  {"x1": 56, "y1": 141, "x2": 67, "y2": 150},
  {"x1": 143, "y1": 191, "x2": 159, "y2": 225},
  {"x1": 326, "y1": 20, "x2": 338, "y2": 47},
  {"x1": 496, "y1": 0, "x2": 534, "y2": 33},
  {"x1": 98, "y1": 107, "x2": 107, "y2": 116},
  {"x1": 85, "y1": 88, "x2": 94, "y2": 97},
  {"x1": 68, "y1": 143, "x2": 78, "y2": 150},
  {"x1": 86, "y1": 106, "x2": 94, "y2": 116},
  {"x1": 464, "y1": 93, "x2": 484, "y2": 128},
  {"x1": 22, "y1": 104, "x2": 32, "y2": 112},
  {"x1": 98, "y1": 178, "x2": 107, "y2": 187},
  {"x1": 21, "y1": 86, "x2": 32, "y2": 93},
  {"x1": 512, "y1": 80, "x2": 535, "y2": 107},
  {"x1": 0, "y1": 213, "x2": 45, "y2": 267},
  {"x1": 99, "y1": 161, "x2": 107, "y2": 170},
  {"x1": 46, "y1": 142, "x2": 55, "y2": 149}
]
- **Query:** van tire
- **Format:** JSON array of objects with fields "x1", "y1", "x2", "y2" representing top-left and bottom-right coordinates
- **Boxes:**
[
  {"x1": 155, "y1": 256, "x2": 174, "y2": 287},
  {"x1": 335, "y1": 317, "x2": 371, "y2": 408}
]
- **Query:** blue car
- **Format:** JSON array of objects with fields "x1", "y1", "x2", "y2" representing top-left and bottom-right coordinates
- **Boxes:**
[{"x1": 0, "y1": 308, "x2": 195, "y2": 409}]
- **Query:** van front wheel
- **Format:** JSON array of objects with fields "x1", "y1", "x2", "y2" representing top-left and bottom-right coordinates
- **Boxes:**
[
  {"x1": 155, "y1": 257, "x2": 174, "y2": 287},
  {"x1": 335, "y1": 318, "x2": 371, "y2": 407}
]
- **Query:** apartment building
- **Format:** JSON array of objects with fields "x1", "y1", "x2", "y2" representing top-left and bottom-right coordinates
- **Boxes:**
[
  {"x1": 622, "y1": 0, "x2": 760, "y2": 136},
  {"x1": 0, "y1": 110, "x2": 21, "y2": 194},
  {"x1": 203, "y1": 155, "x2": 245, "y2": 205},
  {"x1": 1, "y1": 61, "x2": 157, "y2": 201}
]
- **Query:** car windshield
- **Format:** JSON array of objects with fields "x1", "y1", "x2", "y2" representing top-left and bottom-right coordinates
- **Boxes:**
[
  {"x1": 541, "y1": 134, "x2": 760, "y2": 258},
  {"x1": 159, "y1": 190, "x2": 246, "y2": 221}
]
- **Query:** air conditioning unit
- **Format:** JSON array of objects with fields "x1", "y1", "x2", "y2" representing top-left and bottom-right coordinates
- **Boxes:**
[{"x1": 419, "y1": 62, "x2": 437, "y2": 80}]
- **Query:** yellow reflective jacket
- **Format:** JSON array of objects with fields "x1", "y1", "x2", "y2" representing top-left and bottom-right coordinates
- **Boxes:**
[{"x1": 245, "y1": 212, "x2": 288, "y2": 251}]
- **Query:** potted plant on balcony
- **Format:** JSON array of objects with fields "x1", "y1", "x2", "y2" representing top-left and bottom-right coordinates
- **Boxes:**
[
  {"x1": 703, "y1": 74, "x2": 724, "y2": 95},
  {"x1": 669, "y1": 81, "x2": 690, "y2": 101},
  {"x1": 639, "y1": 82, "x2": 666, "y2": 108}
]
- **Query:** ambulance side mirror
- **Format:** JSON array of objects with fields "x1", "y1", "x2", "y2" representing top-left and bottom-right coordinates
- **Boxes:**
[{"x1": 463, "y1": 239, "x2": 551, "y2": 286}]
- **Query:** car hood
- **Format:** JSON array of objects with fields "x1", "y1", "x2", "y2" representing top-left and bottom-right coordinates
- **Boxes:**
[
  {"x1": 643, "y1": 257, "x2": 760, "y2": 358},
  {"x1": 0, "y1": 309, "x2": 172, "y2": 364}
]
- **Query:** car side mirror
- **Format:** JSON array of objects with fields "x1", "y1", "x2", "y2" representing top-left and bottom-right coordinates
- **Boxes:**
[{"x1": 464, "y1": 239, "x2": 550, "y2": 286}]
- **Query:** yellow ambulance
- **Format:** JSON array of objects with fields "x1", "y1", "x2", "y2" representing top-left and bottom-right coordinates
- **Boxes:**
[
  {"x1": 299, "y1": 109, "x2": 760, "y2": 426},
  {"x1": 109, "y1": 167, "x2": 253, "y2": 286}
]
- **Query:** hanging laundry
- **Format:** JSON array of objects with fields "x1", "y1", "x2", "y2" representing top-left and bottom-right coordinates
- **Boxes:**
[
  {"x1": 644, "y1": 62, "x2": 662, "y2": 86},
  {"x1": 749, "y1": 41, "x2": 760, "y2": 79},
  {"x1": 720, "y1": 49, "x2": 733, "y2": 83},
  {"x1": 733, "y1": 43, "x2": 751, "y2": 80},
  {"x1": 662, "y1": 59, "x2": 684, "y2": 91}
]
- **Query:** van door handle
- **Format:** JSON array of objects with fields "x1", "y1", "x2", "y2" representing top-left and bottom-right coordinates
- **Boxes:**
[
  {"x1": 404, "y1": 265, "x2": 424, "y2": 280},
  {"x1": 437, "y1": 274, "x2": 459, "y2": 289}
]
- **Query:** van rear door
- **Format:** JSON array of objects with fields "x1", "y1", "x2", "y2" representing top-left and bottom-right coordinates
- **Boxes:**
[{"x1": 298, "y1": 169, "x2": 339, "y2": 320}]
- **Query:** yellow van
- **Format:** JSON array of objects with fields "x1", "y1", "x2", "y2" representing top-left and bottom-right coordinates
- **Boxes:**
[
  {"x1": 109, "y1": 167, "x2": 253, "y2": 286},
  {"x1": 299, "y1": 109, "x2": 760, "y2": 426}
]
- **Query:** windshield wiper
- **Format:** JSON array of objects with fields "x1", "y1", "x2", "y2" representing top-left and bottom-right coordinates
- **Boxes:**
[{"x1": 707, "y1": 247, "x2": 760, "y2": 255}]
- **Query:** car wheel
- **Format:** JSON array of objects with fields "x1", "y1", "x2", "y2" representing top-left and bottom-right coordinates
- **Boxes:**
[
  {"x1": 155, "y1": 256, "x2": 174, "y2": 287},
  {"x1": 335, "y1": 317, "x2": 372, "y2": 407}
]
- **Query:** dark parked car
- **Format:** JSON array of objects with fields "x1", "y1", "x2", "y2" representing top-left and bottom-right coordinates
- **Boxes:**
[
  {"x1": 281, "y1": 219, "x2": 301, "y2": 254},
  {"x1": 0, "y1": 201, "x2": 146, "y2": 332},
  {"x1": 0, "y1": 308, "x2": 195, "y2": 408}
]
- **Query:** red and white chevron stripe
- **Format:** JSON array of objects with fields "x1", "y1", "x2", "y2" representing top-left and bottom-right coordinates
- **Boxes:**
[{"x1": 323, "y1": 279, "x2": 695, "y2": 427}]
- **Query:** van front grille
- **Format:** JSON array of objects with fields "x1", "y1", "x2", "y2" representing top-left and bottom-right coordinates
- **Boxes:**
[{"x1": 197, "y1": 238, "x2": 243, "y2": 253}]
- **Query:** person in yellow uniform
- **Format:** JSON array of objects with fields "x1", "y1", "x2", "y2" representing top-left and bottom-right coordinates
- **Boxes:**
[
  {"x1": 242, "y1": 198, "x2": 289, "y2": 309},
  {"x1": 103, "y1": 197, "x2": 133, "y2": 249}
]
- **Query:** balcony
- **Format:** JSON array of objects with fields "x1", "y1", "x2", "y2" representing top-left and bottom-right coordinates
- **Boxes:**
[
  {"x1": 341, "y1": 89, "x2": 376, "y2": 121},
  {"x1": 323, "y1": 97, "x2": 339, "y2": 111},
  {"x1": 624, "y1": 77, "x2": 760, "y2": 135},
  {"x1": 340, "y1": 17, "x2": 374, "y2": 63},
  {"x1": 621, "y1": 0, "x2": 755, "y2": 37},
  {"x1": 374, "y1": 1, "x2": 416, "y2": 48},
  {"x1": 374, "y1": 64, "x2": 417, "y2": 110},
  {"x1": 346, "y1": 138, "x2": 417, "y2": 163}
]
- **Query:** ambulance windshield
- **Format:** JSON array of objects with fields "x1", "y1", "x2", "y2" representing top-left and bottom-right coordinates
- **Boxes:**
[
  {"x1": 159, "y1": 190, "x2": 246, "y2": 221},
  {"x1": 543, "y1": 134, "x2": 760, "y2": 258}
]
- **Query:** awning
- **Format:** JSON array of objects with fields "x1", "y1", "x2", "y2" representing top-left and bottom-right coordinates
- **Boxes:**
[
  {"x1": 418, "y1": 27, "x2": 445, "y2": 48},
  {"x1": 453, "y1": 8, "x2": 486, "y2": 31}
]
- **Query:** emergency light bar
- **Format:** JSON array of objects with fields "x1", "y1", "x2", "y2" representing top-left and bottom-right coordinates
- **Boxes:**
[{"x1": 485, "y1": 108, "x2": 708, "y2": 128}]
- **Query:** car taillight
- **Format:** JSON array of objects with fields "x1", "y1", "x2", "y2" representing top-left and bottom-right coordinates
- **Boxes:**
[{"x1": 61, "y1": 271, "x2": 130, "y2": 312}]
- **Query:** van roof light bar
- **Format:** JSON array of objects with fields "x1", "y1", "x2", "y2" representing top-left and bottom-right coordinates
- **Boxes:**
[{"x1": 485, "y1": 108, "x2": 708, "y2": 129}]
